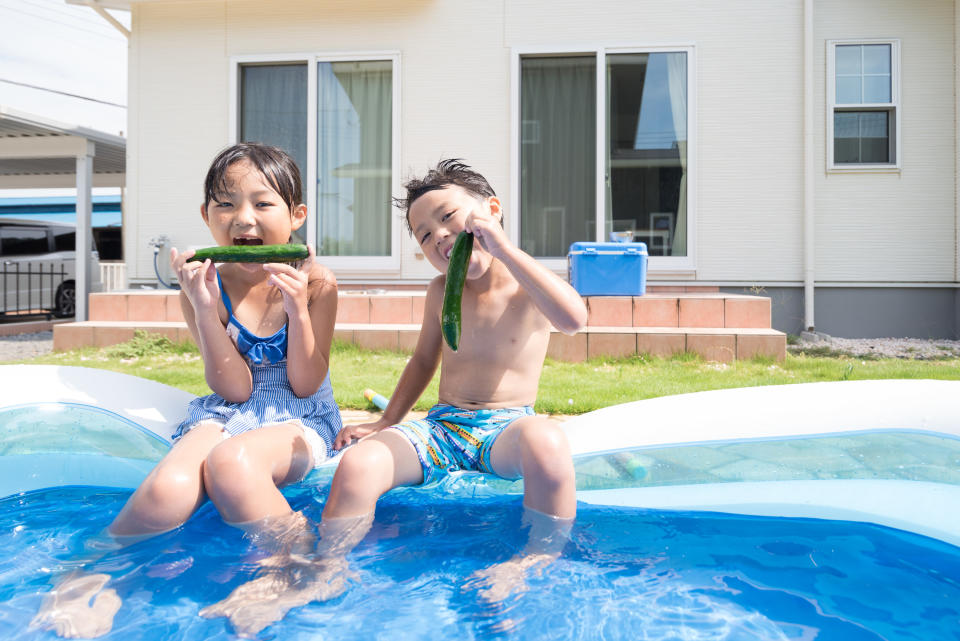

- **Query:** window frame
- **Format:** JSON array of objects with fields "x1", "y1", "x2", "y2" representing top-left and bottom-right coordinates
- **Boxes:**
[
  {"x1": 826, "y1": 39, "x2": 901, "y2": 172},
  {"x1": 229, "y1": 51, "x2": 402, "y2": 271},
  {"x1": 510, "y1": 44, "x2": 697, "y2": 274}
]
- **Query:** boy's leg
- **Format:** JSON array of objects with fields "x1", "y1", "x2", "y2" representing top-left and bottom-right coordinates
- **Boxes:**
[
  {"x1": 31, "y1": 422, "x2": 226, "y2": 639},
  {"x1": 322, "y1": 429, "x2": 424, "y2": 519},
  {"x1": 487, "y1": 415, "x2": 576, "y2": 518},
  {"x1": 469, "y1": 415, "x2": 577, "y2": 602}
]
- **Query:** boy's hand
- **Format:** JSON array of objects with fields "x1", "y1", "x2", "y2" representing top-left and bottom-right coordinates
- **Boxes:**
[
  {"x1": 334, "y1": 419, "x2": 390, "y2": 450},
  {"x1": 264, "y1": 244, "x2": 316, "y2": 317},
  {"x1": 465, "y1": 211, "x2": 511, "y2": 259},
  {"x1": 171, "y1": 247, "x2": 219, "y2": 312}
]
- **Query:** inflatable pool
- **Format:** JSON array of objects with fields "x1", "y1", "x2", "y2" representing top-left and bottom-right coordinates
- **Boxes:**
[
  {"x1": 2, "y1": 365, "x2": 959, "y2": 640},
  {"x1": 3, "y1": 365, "x2": 956, "y2": 546}
]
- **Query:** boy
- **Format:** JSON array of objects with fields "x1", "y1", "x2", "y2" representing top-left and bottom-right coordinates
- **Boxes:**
[{"x1": 205, "y1": 159, "x2": 587, "y2": 634}]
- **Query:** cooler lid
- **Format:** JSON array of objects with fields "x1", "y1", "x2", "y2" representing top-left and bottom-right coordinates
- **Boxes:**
[{"x1": 568, "y1": 241, "x2": 648, "y2": 256}]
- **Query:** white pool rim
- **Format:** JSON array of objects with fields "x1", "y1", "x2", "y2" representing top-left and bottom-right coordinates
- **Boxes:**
[{"x1": 2, "y1": 366, "x2": 958, "y2": 547}]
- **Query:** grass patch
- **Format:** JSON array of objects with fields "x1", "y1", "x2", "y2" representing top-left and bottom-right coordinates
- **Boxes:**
[{"x1": 9, "y1": 332, "x2": 960, "y2": 414}]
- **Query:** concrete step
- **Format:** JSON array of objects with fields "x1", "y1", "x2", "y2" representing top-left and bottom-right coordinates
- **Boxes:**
[
  {"x1": 54, "y1": 321, "x2": 785, "y2": 363},
  {"x1": 89, "y1": 289, "x2": 771, "y2": 330}
]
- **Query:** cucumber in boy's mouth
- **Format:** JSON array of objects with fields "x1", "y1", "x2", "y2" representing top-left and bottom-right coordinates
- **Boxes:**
[
  {"x1": 441, "y1": 231, "x2": 474, "y2": 352},
  {"x1": 187, "y1": 244, "x2": 309, "y2": 263}
]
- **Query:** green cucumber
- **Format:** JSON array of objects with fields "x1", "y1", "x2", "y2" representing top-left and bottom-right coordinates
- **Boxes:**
[
  {"x1": 187, "y1": 244, "x2": 308, "y2": 263},
  {"x1": 441, "y1": 231, "x2": 474, "y2": 351}
]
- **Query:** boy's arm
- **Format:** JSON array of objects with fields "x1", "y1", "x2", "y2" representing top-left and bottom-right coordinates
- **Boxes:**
[
  {"x1": 334, "y1": 279, "x2": 444, "y2": 448},
  {"x1": 468, "y1": 213, "x2": 588, "y2": 335}
]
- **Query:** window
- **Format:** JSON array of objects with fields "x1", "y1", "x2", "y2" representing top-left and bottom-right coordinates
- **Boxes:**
[
  {"x1": 240, "y1": 63, "x2": 308, "y2": 245},
  {"x1": 827, "y1": 40, "x2": 900, "y2": 169},
  {"x1": 516, "y1": 47, "x2": 693, "y2": 265},
  {"x1": 0, "y1": 227, "x2": 48, "y2": 256},
  {"x1": 234, "y1": 54, "x2": 400, "y2": 269}
]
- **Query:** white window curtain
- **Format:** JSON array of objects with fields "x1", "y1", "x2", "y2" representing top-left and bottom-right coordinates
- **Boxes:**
[
  {"x1": 240, "y1": 63, "x2": 308, "y2": 242},
  {"x1": 317, "y1": 60, "x2": 392, "y2": 256},
  {"x1": 519, "y1": 56, "x2": 596, "y2": 257},
  {"x1": 666, "y1": 52, "x2": 687, "y2": 256}
]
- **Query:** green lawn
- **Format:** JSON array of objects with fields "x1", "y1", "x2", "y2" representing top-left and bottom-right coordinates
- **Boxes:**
[{"x1": 8, "y1": 331, "x2": 960, "y2": 414}]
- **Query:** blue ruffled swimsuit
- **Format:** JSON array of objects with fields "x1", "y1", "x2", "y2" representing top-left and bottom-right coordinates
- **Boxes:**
[{"x1": 173, "y1": 274, "x2": 342, "y2": 456}]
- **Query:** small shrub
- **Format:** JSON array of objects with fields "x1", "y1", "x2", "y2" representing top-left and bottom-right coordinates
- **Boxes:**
[{"x1": 102, "y1": 330, "x2": 196, "y2": 360}]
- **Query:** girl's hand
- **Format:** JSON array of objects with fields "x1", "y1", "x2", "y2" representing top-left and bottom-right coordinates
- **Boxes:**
[
  {"x1": 264, "y1": 244, "x2": 316, "y2": 317},
  {"x1": 465, "y1": 211, "x2": 511, "y2": 259},
  {"x1": 171, "y1": 247, "x2": 219, "y2": 312}
]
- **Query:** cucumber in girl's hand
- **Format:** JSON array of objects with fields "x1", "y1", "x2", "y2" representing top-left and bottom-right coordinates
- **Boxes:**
[
  {"x1": 187, "y1": 244, "x2": 309, "y2": 264},
  {"x1": 441, "y1": 232, "x2": 474, "y2": 351}
]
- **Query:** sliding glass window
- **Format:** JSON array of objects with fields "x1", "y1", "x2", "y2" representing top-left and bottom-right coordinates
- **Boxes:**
[
  {"x1": 519, "y1": 56, "x2": 596, "y2": 257},
  {"x1": 239, "y1": 63, "x2": 308, "y2": 242},
  {"x1": 316, "y1": 61, "x2": 392, "y2": 257},
  {"x1": 237, "y1": 55, "x2": 398, "y2": 267},
  {"x1": 519, "y1": 48, "x2": 691, "y2": 261}
]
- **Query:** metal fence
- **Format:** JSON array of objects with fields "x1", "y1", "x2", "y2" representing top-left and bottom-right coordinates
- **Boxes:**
[
  {"x1": 100, "y1": 261, "x2": 126, "y2": 292},
  {"x1": 0, "y1": 262, "x2": 69, "y2": 317}
]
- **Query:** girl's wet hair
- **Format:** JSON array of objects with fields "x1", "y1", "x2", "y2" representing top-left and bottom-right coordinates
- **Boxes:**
[
  {"x1": 204, "y1": 143, "x2": 303, "y2": 212},
  {"x1": 394, "y1": 159, "x2": 497, "y2": 232}
]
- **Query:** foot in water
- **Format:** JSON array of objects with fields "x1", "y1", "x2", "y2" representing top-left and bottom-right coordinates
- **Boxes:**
[
  {"x1": 466, "y1": 507, "x2": 574, "y2": 603},
  {"x1": 465, "y1": 553, "x2": 554, "y2": 603},
  {"x1": 29, "y1": 572, "x2": 122, "y2": 639},
  {"x1": 200, "y1": 511, "x2": 373, "y2": 637},
  {"x1": 199, "y1": 555, "x2": 354, "y2": 637}
]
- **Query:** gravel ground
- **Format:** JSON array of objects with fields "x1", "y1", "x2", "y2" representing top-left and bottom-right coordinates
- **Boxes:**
[
  {"x1": 2, "y1": 330, "x2": 959, "y2": 363},
  {"x1": 0, "y1": 330, "x2": 54, "y2": 362},
  {"x1": 790, "y1": 334, "x2": 960, "y2": 359}
]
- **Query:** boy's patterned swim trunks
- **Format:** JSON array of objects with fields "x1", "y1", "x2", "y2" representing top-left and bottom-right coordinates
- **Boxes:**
[{"x1": 388, "y1": 403, "x2": 535, "y2": 485}]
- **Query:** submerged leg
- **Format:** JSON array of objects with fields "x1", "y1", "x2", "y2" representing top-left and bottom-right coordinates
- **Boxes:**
[
  {"x1": 198, "y1": 514, "x2": 373, "y2": 638},
  {"x1": 201, "y1": 429, "x2": 422, "y2": 637},
  {"x1": 465, "y1": 507, "x2": 574, "y2": 602},
  {"x1": 31, "y1": 423, "x2": 225, "y2": 639},
  {"x1": 469, "y1": 416, "x2": 577, "y2": 602}
]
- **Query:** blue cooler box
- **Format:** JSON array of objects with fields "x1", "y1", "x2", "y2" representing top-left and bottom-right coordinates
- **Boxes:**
[{"x1": 568, "y1": 241, "x2": 648, "y2": 296}]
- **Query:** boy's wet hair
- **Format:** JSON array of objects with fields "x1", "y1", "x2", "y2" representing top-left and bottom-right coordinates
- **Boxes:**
[
  {"x1": 394, "y1": 159, "x2": 498, "y2": 232},
  {"x1": 204, "y1": 143, "x2": 303, "y2": 212}
]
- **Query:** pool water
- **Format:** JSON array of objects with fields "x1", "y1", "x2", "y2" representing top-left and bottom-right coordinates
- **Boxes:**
[{"x1": 3, "y1": 480, "x2": 959, "y2": 641}]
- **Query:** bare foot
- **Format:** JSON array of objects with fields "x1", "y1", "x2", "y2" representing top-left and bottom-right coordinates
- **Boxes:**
[
  {"x1": 199, "y1": 556, "x2": 353, "y2": 637},
  {"x1": 29, "y1": 572, "x2": 122, "y2": 639},
  {"x1": 465, "y1": 553, "x2": 554, "y2": 603}
]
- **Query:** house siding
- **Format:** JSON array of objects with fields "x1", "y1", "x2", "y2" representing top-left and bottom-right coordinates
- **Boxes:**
[
  {"x1": 125, "y1": 0, "x2": 957, "y2": 297},
  {"x1": 815, "y1": 0, "x2": 956, "y2": 283}
]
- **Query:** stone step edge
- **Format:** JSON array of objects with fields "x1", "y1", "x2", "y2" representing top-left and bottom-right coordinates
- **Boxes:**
[
  {"x1": 92, "y1": 290, "x2": 761, "y2": 300},
  {"x1": 53, "y1": 321, "x2": 784, "y2": 362},
  {"x1": 56, "y1": 321, "x2": 784, "y2": 336}
]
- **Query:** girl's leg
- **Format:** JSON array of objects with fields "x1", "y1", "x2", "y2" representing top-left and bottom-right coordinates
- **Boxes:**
[
  {"x1": 109, "y1": 422, "x2": 226, "y2": 537},
  {"x1": 201, "y1": 422, "x2": 314, "y2": 525},
  {"x1": 31, "y1": 422, "x2": 225, "y2": 638},
  {"x1": 200, "y1": 429, "x2": 423, "y2": 637}
]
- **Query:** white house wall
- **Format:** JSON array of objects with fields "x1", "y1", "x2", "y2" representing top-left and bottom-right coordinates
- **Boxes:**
[
  {"x1": 815, "y1": 0, "x2": 956, "y2": 283},
  {"x1": 125, "y1": 0, "x2": 957, "y2": 286}
]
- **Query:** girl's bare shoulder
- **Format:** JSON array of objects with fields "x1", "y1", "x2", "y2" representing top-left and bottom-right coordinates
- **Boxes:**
[{"x1": 307, "y1": 261, "x2": 337, "y2": 289}]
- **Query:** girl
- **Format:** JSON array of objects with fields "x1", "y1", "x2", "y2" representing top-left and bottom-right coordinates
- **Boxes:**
[{"x1": 32, "y1": 143, "x2": 342, "y2": 638}]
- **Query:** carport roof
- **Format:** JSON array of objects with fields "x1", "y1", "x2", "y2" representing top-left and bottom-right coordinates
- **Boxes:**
[{"x1": 0, "y1": 106, "x2": 125, "y2": 189}]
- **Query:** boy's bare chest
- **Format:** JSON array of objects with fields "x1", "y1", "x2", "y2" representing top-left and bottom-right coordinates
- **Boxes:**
[{"x1": 458, "y1": 286, "x2": 546, "y2": 339}]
